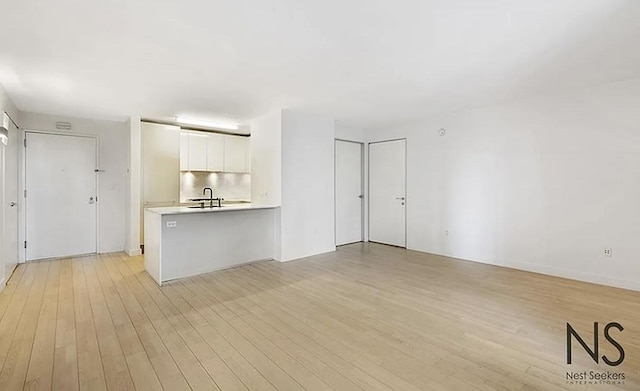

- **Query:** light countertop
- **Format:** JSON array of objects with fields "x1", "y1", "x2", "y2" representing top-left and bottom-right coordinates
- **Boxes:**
[{"x1": 145, "y1": 203, "x2": 279, "y2": 216}]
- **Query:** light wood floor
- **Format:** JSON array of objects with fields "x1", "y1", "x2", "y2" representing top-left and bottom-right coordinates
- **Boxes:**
[{"x1": 0, "y1": 243, "x2": 638, "y2": 390}]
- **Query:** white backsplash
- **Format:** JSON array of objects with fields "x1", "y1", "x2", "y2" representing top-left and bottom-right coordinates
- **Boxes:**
[{"x1": 181, "y1": 172, "x2": 251, "y2": 202}]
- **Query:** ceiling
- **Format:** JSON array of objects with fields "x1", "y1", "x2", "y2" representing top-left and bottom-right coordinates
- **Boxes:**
[{"x1": 1, "y1": 0, "x2": 639, "y2": 128}]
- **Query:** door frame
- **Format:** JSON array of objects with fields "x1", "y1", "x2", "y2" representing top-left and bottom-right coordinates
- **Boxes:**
[
  {"x1": 367, "y1": 138, "x2": 407, "y2": 248},
  {"x1": 22, "y1": 130, "x2": 101, "y2": 261},
  {"x1": 334, "y1": 138, "x2": 365, "y2": 246},
  {"x1": 3, "y1": 116, "x2": 20, "y2": 277}
]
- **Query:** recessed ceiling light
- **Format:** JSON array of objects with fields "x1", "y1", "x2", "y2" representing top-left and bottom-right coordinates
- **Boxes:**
[{"x1": 176, "y1": 116, "x2": 239, "y2": 130}]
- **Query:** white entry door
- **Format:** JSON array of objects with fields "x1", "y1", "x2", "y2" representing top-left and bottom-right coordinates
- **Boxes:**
[
  {"x1": 4, "y1": 120, "x2": 19, "y2": 275},
  {"x1": 335, "y1": 140, "x2": 363, "y2": 245},
  {"x1": 25, "y1": 132, "x2": 98, "y2": 260},
  {"x1": 369, "y1": 139, "x2": 406, "y2": 247}
]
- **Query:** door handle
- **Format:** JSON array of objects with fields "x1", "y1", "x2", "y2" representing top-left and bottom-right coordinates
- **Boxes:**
[
  {"x1": 89, "y1": 197, "x2": 95, "y2": 204},
  {"x1": 358, "y1": 195, "x2": 364, "y2": 199},
  {"x1": 395, "y1": 197, "x2": 405, "y2": 200},
  {"x1": 9, "y1": 202, "x2": 17, "y2": 207}
]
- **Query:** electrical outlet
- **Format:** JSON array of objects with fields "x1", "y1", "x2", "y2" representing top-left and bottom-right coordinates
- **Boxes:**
[
  {"x1": 603, "y1": 248, "x2": 612, "y2": 257},
  {"x1": 166, "y1": 221, "x2": 177, "y2": 228},
  {"x1": 445, "y1": 230, "x2": 449, "y2": 237}
]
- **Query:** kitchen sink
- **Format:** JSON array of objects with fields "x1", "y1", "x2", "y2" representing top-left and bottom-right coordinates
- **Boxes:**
[{"x1": 187, "y1": 205, "x2": 224, "y2": 209}]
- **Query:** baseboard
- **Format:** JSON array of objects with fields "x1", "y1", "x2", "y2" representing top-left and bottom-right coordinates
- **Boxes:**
[
  {"x1": 278, "y1": 247, "x2": 337, "y2": 263},
  {"x1": 501, "y1": 260, "x2": 640, "y2": 292},
  {"x1": 125, "y1": 248, "x2": 142, "y2": 256},
  {"x1": 414, "y1": 247, "x2": 640, "y2": 292}
]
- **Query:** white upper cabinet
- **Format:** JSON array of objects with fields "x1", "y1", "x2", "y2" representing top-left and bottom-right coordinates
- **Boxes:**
[
  {"x1": 142, "y1": 122, "x2": 180, "y2": 204},
  {"x1": 206, "y1": 133, "x2": 225, "y2": 171},
  {"x1": 180, "y1": 131, "x2": 250, "y2": 173},
  {"x1": 180, "y1": 132, "x2": 189, "y2": 171},
  {"x1": 224, "y1": 135, "x2": 250, "y2": 173},
  {"x1": 187, "y1": 131, "x2": 208, "y2": 171}
]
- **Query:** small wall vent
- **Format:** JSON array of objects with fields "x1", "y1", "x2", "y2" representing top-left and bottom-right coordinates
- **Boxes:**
[{"x1": 56, "y1": 121, "x2": 72, "y2": 130}]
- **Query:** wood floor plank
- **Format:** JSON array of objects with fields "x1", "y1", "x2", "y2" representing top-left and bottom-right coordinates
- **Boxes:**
[
  {"x1": 197, "y1": 273, "x2": 391, "y2": 391},
  {"x1": 72, "y1": 257, "x2": 107, "y2": 391},
  {"x1": 0, "y1": 244, "x2": 638, "y2": 390},
  {"x1": 81, "y1": 256, "x2": 136, "y2": 391},
  {"x1": 52, "y1": 258, "x2": 79, "y2": 391},
  {"x1": 177, "y1": 274, "x2": 365, "y2": 391},
  {"x1": 101, "y1": 253, "x2": 191, "y2": 391},
  {"x1": 246, "y1": 260, "x2": 528, "y2": 389},
  {"x1": 244, "y1": 258, "x2": 566, "y2": 390},
  {"x1": 114, "y1": 253, "x2": 221, "y2": 391},
  {"x1": 165, "y1": 278, "x2": 334, "y2": 391},
  {"x1": 0, "y1": 261, "x2": 50, "y2": 390},
  {"x1": 194, "y1": 267, "x2": 393, "y2": 391},
  {"x1": 0, "y1": 265, "x2": 26, "y2": 323},
  {"x1": 208, "y1": 265, "x2": 429, "y2": 391},
  {"x1": 168, "y1": 278, "x2": 280, "y2": 391},
  {"x1": 0, "y1": 263, "x2": 38, "y2": 373},
  {"x1": 91, "y1": 254, "x2": 163, "y2": 391},
  {"x1": 130, "y1": 260, "x2": 272, "y2": 391},
  {"x1": 23, "y1": 260, "x2": 61, "y2": 390},
  {"x1": 172, "y1": 276, "x2": 334, "y2": 391}
]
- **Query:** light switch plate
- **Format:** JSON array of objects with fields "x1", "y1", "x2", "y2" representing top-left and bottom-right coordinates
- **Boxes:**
[{"x1": 166, "y1": 221, "x2": 177, "y2": 228}]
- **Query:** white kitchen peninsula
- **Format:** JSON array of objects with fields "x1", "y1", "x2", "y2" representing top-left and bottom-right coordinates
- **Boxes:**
[{"x1": 144, "y1": 204, "x2": 277, "y2": 285}]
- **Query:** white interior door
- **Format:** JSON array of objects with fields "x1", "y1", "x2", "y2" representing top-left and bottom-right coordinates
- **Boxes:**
[
  {"x1": 26, "y1": 132, "x2": 98, "y2": 260},
  {"x1": 4, "y1": 120, "x2": 19, "y2": 275},
  {"x1": 335, "y1": 140, "x2": 363, "y2": 245},
  {"x1": 369, "y1": 139, "x2": 406, "y2": 247}
]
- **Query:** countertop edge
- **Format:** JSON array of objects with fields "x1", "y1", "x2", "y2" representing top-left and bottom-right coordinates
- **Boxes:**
[{"x1": 145, "y1": 205, "x2": 280, "y2": 216}]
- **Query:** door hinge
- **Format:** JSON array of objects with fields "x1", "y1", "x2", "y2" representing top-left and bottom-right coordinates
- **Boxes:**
[
  {"x1": 24, "y1": 241, "x2": 27, "y2": 249},
  {"x1": 23, "y1": 139, "x2": 26, "y2": 148},
  {"x1": 24, "y1": 189, "x2": 27, "y2": 198}
]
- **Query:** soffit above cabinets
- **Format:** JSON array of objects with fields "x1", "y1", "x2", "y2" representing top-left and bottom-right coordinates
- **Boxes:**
[{"x1": 142, "y1": 118, "x2": 250, "y2": 137}]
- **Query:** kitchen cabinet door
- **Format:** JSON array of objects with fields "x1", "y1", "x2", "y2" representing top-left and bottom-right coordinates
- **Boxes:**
[
  {"x1": 188, "y1": 131, "x2": 208, "y2": 171},
  {"x1": 206, "y1": 133, "x2": 225, "y2": 171},
  {"x1": 142, "y1": 122, "x2": 180, "y2": 204},
  {"x1": 180, "y1": 132, "x2": 189, "y2": 171},
  {"x1": 224, "y1": 135, "x2": 249, "y2": 172}
]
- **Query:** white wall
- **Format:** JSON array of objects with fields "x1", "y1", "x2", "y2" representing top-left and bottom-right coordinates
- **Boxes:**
[
  {"x1": 336, "y1": 123, "x2": 366, "y2": 143},
  {"x1": 367, "y1": 79, "x2": 640, "y2": 291},
  {"x1": 19, "y1": 112, "x2": 128, "y2": 253},
  {"x1": 250, "y1": 110, "x2": 282, "y2": 206},
  {"x1": 280, "y1": 110, "x2": 336, "y2": 261},
  {"x1": 250, "y1": 109, "x2": 336, "y2": 261},
  {"x1": 250, "y1": 110, "x2": 283, "y2": 260},
  {"x1": 0, "y1": 84, "x2": 19, "y2": 290}
]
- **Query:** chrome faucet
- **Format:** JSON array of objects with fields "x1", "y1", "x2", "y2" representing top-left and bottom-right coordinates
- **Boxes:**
[{"x1": 203, "y1": 187, "x2": 214, "y2": 207}]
